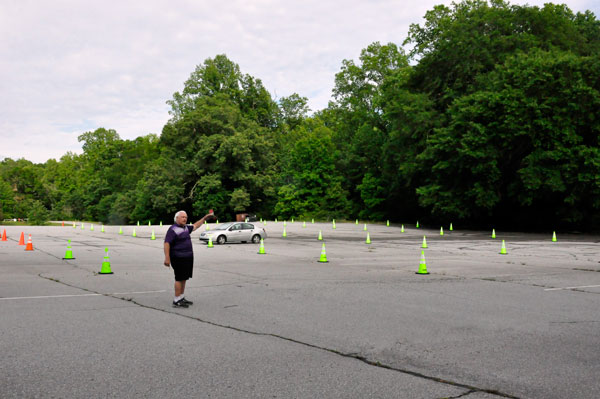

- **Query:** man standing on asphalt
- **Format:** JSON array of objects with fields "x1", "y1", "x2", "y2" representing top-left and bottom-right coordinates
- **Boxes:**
[{"x1": 164, "y1": 210, "x2": 215, "y2": 308}]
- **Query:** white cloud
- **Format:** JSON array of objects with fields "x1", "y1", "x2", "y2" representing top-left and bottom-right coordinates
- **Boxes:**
[{"x1": 0, "y1": 0, "x2": 597, "y2": 163}]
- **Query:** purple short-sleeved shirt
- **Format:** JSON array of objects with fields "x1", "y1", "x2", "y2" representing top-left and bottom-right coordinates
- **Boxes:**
[{"x1": 164, "y1": 224, "x2": 194, "y2": 258}]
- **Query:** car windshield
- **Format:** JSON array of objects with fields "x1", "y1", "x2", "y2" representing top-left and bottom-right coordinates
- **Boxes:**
[{"x1": 213, "y1": 222, "x2": 234, "y2": 230}]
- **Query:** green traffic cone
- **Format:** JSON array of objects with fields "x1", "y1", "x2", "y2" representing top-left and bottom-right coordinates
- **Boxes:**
[
  {"x1": 386, "y1": 220, "x2": 389, "y2": 227},
  {"x1": 363, "y1": 223, "x2": 367, "y2": 231},
  {"x1": 421, "y1": 236, "x2": 428, "y2": 249},
  {"x1": 332, "y1": 221, "x2": 336, "y2": 230},
  {"x1": 318, "y1": 243, "x2": 328, "y2": 263},
  {"x1": 101, "y1": 224, "x2": 105, "y2": 233},
  {"x1": 440, "y1": 227, "x2": 444, "y2": 236},
  {"x1": 207, "y1": 237, "x2": 213, "y2": 248},
  {"x1": 303, "y1": 221, "x2": 306, "y2": 228},
  {"x1": 311, "y1": 218, "x2": 314, "y2": 224},
  {"x1": 81, "y1": 223, "x2": 84, "y2": 230},
  {"x1": 449, "y1": 223, "x2": 453, "y2": 231},
  {"x1": 318, "y1": 230, "x2": 323, "y2": 241},
  {"x1": 119, "y1": 226, "x2": 123, "y2": 235},
  {"x1": 366, "y1": 232, "x2": 371, "y2": 244},
  {"x1": 151, "y1": 230, "x2": 156, "y2": 240},
  {"x1": 258, "y1": 238, "x2": 266, "y2": 254},
  {"x1": 416, "y1": 250, "x2": 429, "y2": 275},
  {"x1": 416, "y1": 221, "x2": 420, "y2": 228},
  {"x1": 132, "y1": 228, "x2": 137, "y2": 237},
  {"x1": 492, "y1": 229, "x2": 496, "y2": 239},
  {"x1": 401, "y1": 224, "x2": 405, "y2": 233},
  {"x1": 62, "y1": 239, "x2": 75, "y2": 260},
  {"x1": 355, "y1": 219, "x2": 358, "y2": 225},
  {"x1": 148, "y1": 221, "x2": 151, "y2": 226},
  {"x1": 137, "y1": 221, "x2": 140, "y2": 226},
  {"x1": 99, "y1": 248, "x2": 113, "y2": 274},
  {"x1": 72, "y1": 222, "x2": 76, "y2": 228},
  {"x1": 552, "y1": 231, "x2": 557, "y2": 242},
  {"x1": 160, "y1": 221, "x2": 163, "y2": 227},
  {"x1": 500, "y1": 240, "x2": 507, "y2": 255},
  {"x1": 282, "y1": 227, "x2": 287, "y2": 237},
  {"x1": 90, "y1": 224, "x2": 94, "y2": 231}
]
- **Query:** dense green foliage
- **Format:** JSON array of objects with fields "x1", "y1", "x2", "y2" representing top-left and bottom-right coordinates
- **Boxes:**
[{"x1": 1, "y1": 1, "x2": 599, "y2": 229}]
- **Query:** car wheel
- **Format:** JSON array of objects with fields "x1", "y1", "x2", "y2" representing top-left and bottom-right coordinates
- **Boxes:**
[
  {"x1": 251, "y1": 234, "x2": 261, "y2": 244},
  {"x1": 217, "y1": 235, "x2": 227, "y2": 245}
]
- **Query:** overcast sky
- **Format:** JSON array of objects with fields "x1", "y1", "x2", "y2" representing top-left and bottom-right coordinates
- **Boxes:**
[{"x1": 1, "y1": 0, "x2": 598, "y2": 163}]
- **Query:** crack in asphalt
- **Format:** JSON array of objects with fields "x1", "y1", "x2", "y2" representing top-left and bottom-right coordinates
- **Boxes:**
[{"x1": 38, "y1": 273, "x2": 519, "y2": 399}]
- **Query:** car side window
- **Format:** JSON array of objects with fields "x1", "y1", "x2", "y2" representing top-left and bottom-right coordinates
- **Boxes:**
[{"x1": 242, "y1": 223, "x2": 254, "y2": 230}]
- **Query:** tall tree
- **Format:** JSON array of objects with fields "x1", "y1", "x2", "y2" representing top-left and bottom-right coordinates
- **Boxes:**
[
  {"x1": 160, "y1": 94, "x2": 277, "y2": 219},
  {"x1": 167, "y1": 54, "x2": 278, "y2": 128}
]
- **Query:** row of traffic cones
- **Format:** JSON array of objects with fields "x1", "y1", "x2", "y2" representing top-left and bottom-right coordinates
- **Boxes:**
[
  {"x1": 4, "y1": 224, "x2": 561, "y2": 276},
  {"x1": 258, "y1": 220, "x2": 555, "y2": 250},
  {"x1": 69, "y1": 223, "x2": 159, "y2": 240},
  {"x1": 274, "y1": 219, "x2": 411, "y2": 229},
  {"x1": 282, "y1": 228, "x2": 376, "y2": 245},
  {"x1": 1, "y1": 231, "x2": 35, "y2": 250},
  {"x1": 205, "y1": 231, "x2": 327, "y2": 262},
  {"x1": 60, "y1": 222, "x2": 162, "y2": 274},
  {"x1": 1, "y1": 229, "x2": 113, "y2": 274},
  {"x1": 68, "y1": 221, "x2": 164, "y2": 228},
  {"x1": 248, "y1": 226, "x2": 561, "y2": 271}
]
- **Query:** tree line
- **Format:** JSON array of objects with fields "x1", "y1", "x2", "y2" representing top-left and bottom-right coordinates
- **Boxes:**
[{"x1": 1, "y1": 0, "x2": 599, "y2": 230}]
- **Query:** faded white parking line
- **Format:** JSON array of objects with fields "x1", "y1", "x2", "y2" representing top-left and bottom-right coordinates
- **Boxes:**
[
  {"x1": 544, "y1": 285, "x2": 600, "y2": 291},
  {"x1": 0, "y1": 290, "x2": 166, "y2": 300}
]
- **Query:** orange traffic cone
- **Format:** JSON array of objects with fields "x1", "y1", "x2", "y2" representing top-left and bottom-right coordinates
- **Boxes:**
[
  {"x1": 18, "y1": 232, "x2": 25, "y2": 245},
  {"x1": 1, "y1": 229, "x2": 7, "y2": 241},
  {"x1": 62, "y1": 221, "x2": 65, "y2": 227},
  {"x1": 25, "y1": 234, "x2": 34, "y2": 251}
]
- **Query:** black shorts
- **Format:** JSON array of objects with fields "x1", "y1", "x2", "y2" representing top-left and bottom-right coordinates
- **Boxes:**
[{"x1": 171, "y1": 256, "x2": 193, "y2": 281}]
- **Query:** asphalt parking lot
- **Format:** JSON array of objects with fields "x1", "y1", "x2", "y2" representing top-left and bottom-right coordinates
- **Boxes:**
[{"x1": 1, "y1": 221, "x2": 599, "y2": 398}]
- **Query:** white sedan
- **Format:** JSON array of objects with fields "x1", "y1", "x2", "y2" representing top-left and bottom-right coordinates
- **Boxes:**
[{"x1": 199, "y1": 222, "x2": 267, "y2": 245}]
